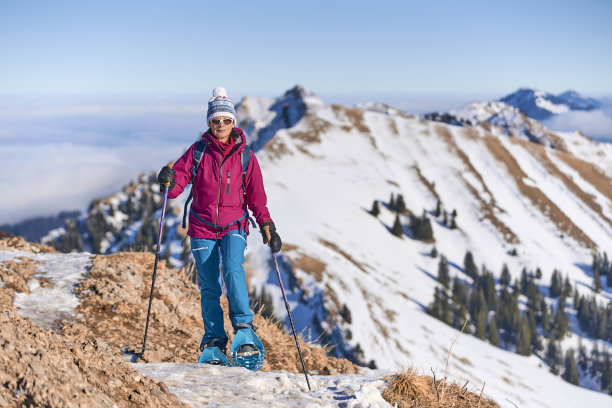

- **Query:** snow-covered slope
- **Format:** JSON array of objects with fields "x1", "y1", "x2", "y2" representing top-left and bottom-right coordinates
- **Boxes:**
[
  {"x1": 37, "y1": 86, "x2": 612, "y2": 406},
  {"x1": 239, "y1": 88, "x2": 612, "y2": 406}
]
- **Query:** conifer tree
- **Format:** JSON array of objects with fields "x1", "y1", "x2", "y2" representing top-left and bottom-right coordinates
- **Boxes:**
[
  {"x1": 369, "y1": 200, "x2": 380, "y2": 217},
  {"x1": 551, "y1": 296, "x2": 568, "y2": 340},
  {"x1": 450, "y1": 216, "x2": 457, "y2": 229},
  {"x1": 488, "y1": 316, "x2": 500, "y2": 347},
  {"x1": 428, "y1": 288, "x2": 442, "y2": 319},
  {"x1": 475, "y1": 305, "x2": 488, "y2": 340},
  {"x1": 500, "y1": 264, "x2": 511, "y2": 287},
  {"x1": 463, "y1": 251, "x2": 477, "y2": 279},
  {"x1": 430, "y1": 246, "x2": 438, "y2": 258},
  {"x1": 441, "y1": 290, "x2": 452, "y2": 325},
  {"x1": 541, "y1": 302, "x2": 550, "y2": 338},
  {"x1": 435, "y1": 201, "x2": 441, "y2": 217},
  {"x1": 550, "y1": 269, "x2": 562, "y2": 298},
  {"x1": 593, "y1": 267, "x2": 602, "y2": 292},
  {"x1": 389, "y1": 193, "x2": 396, "y2": 211},
  {"x1": 577, "y1": 340, "x2": 588, "y2": 372},
  {"x1": 563, "y1": 276, "x2": 572, "y2": 298},
  {"x1": 517, "y1": 314, "x2": 532, "y2": 356},
  {"x1": 535, "y1": 267, "x2": 542, "y2": 280},
  {"x1": 563, "y1": 349, "x2": 579, "y2": 385},
  {"x1": 601, "y1": 351, "x2": 612, "y2": 392},
  {"x1": 520, "y1": 268, "x2": 529, "y2": 295},
  {"x1": 469, "y1": 287, "x2": 486, "y2": 321},
  {"x1": 396, "y1": 194, "x2": 407, "y2": 213},
  {"x1": 607, "y1": 266, "x2": 612, "y2": 287},
  {"x1": 546, "y1": 340, "x2": 562, "y2": 375},
  {"x1": 437, "y1": 255, "x2": 450, "y2": 289},
  {"x1": 391, "y1": 214, "x2": 403, "y2": 237},
  {"x1": 442, "y1": 210, "x2": 448, "y2": 226},
  {"x1": 590, "y1": 343, "x2": 600, "y2": 377}
]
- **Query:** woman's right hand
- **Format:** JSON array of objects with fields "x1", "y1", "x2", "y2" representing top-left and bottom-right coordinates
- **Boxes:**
[{"x1": 157, "y1": 165, "x2": 175, "y2": 192}]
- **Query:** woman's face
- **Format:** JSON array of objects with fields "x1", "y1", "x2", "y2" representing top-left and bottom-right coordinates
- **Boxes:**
[{"x1": 209, "y1": 117, "x2": 234, "y2": 142}]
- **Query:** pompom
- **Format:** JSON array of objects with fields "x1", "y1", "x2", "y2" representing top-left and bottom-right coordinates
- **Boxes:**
[{"x1": 212, "y1": 87, "x2": 227, "y2": 98}]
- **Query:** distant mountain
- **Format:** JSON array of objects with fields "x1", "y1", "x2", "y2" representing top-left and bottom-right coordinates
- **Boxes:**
[
  {"x1": 500, "y1": 88, "x2": 602, "y2": 120},
  {"x1": 0, "y1": 211, "x2": 80, "y2": 242}
]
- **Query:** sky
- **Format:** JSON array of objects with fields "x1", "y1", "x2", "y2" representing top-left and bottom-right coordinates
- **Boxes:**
[
  {"x1": 1, "y1": 0, "x2": 612, "y2": 225},
  {"x1": 1, "y1": 0, "x2": 611, "y2": 96}
]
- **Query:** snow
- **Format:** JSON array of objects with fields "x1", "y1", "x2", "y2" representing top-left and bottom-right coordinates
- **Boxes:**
[
  {"x1": 0, "y1": 250, "x2": 92, "y2": 329},
  {"x1": 133, "y1": 362, "x2": 391, "y2": 408}
]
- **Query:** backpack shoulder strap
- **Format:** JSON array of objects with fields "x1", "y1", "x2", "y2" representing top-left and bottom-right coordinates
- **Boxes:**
[
  {"x1": 240, "y1": 145, "x2": 252, "y2": 191},
  {"x1": 192, "y1": 140, "x2": 207, "y2": 182},
  {"x1": 183, "y1": 141, "x2": 207, "y2": 229},
  {"x1": 239, "y1": 145, "x2": 256, "y2": 229}
]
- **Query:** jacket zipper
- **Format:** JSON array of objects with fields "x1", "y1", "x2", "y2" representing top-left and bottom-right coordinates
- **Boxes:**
[
  {"x1": 226, "y1": 171, "x2": 231, "y2": 195},
  {"x1": 216, "y1": 161, "x2": 223, "y2": 239}
]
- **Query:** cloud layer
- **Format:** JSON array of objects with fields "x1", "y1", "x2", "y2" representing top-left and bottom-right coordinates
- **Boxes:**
[
  {"x1": 542, "y1": 107, "x2": 612, "y2": 142},
  {"x1": 0, "y1": 95, "x2": 206, "y2": 225}
]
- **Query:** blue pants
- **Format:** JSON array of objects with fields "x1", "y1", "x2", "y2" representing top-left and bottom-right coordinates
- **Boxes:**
[{"x1": 191, "y1": 232, "x2": 253, "y2": 348}]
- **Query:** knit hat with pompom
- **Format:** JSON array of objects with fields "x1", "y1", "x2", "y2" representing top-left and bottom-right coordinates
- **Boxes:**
[{"x1": 206, "y1": 87, "x2": 236, "y2": 124}]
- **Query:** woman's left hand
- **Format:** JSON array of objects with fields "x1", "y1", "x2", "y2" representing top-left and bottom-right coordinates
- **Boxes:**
[{"x1": 261, "y1": 222, "x2": 282, "y2": 253}]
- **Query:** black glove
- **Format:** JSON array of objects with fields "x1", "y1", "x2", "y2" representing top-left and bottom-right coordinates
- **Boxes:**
[
  {"x1": 157, "y1": 165, "x2": 175, "y2": 192},
  {"x1": 260, "y1": 222, "x2": 282, "y2": 253}
]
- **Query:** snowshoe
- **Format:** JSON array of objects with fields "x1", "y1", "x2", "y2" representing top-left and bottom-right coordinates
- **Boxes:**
[
  {"x1": 230, "y1": 328, "x2": 265, "y2": 371},
  {"x1": 198, "y1": 347, "x2": 233, "y2": 366},
  {"x1": 197, "y1": 337, "x2": 232, "y2": 367}
]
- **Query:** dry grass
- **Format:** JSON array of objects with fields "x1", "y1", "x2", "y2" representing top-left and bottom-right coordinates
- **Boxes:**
[
  {"x1": 434, "y1": 127, "x2": 520, "y2": 244},
  {"x1": 331, "y1": 105, "x2": 378, "y2": 149},
  {"x1": 382, "y1": 367, "x2": 498, "y2": 408},
  {"x1": 413, "y1": 164, "x2": 441, "y2": 203},
  {"x1": 554, "y1": 149, "x2": 612, "y2": 204},
  {"x1": 319, "y1": 239, "x2": 370, "y2": 274},
  {"x1": 484, "y1": 136, "x2": 595, "y2": 249},
  {"x1": 519, "y1": 140, "x2": 612, "y2": 231},
  {"x1": 292, "y1": 254, "x2": 326, "y2": 282},
  {"x1": 383, "y1": 321, "x2": 498, "y2": 408}
]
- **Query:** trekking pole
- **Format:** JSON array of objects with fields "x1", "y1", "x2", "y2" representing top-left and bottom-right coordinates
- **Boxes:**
[
  {"x1": 271, "y1": 249, "x2": 312, "y2": 390},
  {"x1": 140, "y1": 175, "x2": 172, "y2": 356}
]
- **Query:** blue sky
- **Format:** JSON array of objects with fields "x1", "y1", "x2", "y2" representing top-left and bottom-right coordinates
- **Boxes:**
[
  {"x1": 1, "y1": 0, "x2": 611, "y2": 96},
  {"x1": 1, "y1": 0, "x2": 612, "y2": 225}
]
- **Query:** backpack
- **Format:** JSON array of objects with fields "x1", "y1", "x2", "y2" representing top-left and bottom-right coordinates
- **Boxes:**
[{"x1": 182, "y1": 140, "x2": 252, "y2": 229}]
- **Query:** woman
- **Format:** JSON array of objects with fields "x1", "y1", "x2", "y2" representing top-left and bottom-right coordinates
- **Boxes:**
[{"x1": 157, "y1": 87, "x2": 281, "y2": 360}]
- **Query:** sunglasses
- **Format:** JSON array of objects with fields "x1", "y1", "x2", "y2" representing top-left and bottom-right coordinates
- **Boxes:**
[{"x1": 210, "y1": 118, "x2": 233, "y2": 126}]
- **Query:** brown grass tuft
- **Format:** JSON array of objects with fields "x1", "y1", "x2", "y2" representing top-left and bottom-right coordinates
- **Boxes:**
[{"x1": 382, "y1": 367, "x2": 499, "y2": 408}]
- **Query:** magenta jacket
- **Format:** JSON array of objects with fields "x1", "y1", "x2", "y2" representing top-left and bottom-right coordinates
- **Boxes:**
[{"x1": 168, "y1": 128, "x2": 272, "y2": 239}]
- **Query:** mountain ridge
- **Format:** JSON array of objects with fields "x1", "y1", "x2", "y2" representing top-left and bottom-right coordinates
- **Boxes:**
[{"x1": 7, "y1": 85, "x2": 612, "y2": 405}]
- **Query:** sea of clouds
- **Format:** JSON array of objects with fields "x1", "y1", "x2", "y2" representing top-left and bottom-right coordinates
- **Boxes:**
[
  {"x1": 0, "y1": 94, "x2": 206, "y2": 225},
  {"x1": 542, "y1": 103, "x2": 612, "y2": 143}
]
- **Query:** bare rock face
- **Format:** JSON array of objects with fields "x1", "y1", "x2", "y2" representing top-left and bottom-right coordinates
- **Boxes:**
[{"x1": 0, "y1": 306, "x2": 186, "y2": 408}]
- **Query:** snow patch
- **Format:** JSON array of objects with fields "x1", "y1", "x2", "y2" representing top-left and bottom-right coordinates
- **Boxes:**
[
  {"x1": 132, "y1": 362, "x2": 391, "y2": 407},
  {"x1": 9, "y1": 251, "x2": 92, "y2": 329}
]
